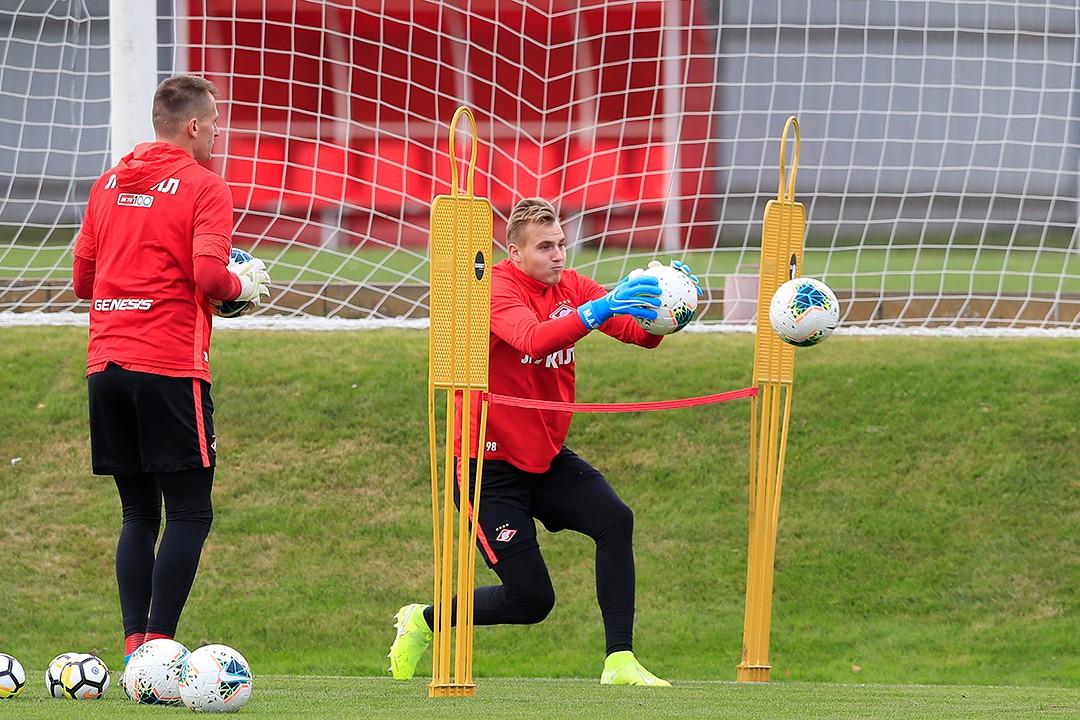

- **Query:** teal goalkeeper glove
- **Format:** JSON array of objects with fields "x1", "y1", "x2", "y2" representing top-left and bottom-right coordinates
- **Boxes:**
[{"x1": 578, "y1": 274, "x2": 661, "y2": 330}]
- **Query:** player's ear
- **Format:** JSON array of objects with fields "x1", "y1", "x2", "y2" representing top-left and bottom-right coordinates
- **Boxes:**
[
  {"x1": 187, "y1": 116, "x2": 200, "y2": 139},
  {"x1": 507, "y1": 241, "x2": 521, "y2": 263}
]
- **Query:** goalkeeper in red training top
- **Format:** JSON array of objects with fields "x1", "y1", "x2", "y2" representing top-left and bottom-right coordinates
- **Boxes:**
[
  {"x1": 72, "y1": 75, "x2": 270, "y2": 666},
  {"x1": 389, "y1": 197, "x2": 702, "y2": 686}
]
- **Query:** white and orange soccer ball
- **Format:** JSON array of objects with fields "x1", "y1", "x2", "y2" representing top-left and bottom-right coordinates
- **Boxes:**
[
  {"x1": 0, "y1": 653, "x2": 26, "y2": 699},
  {"x1": 179, "y1": 644, "x2": 252, "y2": 713},
  {"x1": 123, "y1": 638, "x2": 189, "y2": 705},
  {"x1": 769, "y1": 277, "x2": 840, "y2": 346},
  {"x1": 630, "y1": 260, "x2": 700, "y2": 336}
]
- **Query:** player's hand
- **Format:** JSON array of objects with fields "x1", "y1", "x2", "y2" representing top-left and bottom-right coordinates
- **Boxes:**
[
  {"x1": 672, "y1": 260, "x2": 704, "y2": 297},
  {"x1": 230, "y1": 257, "x2": 272, "y2": 304},
  {"x1": 578, "y1": 274, "x2": 661, "y2": 329}
]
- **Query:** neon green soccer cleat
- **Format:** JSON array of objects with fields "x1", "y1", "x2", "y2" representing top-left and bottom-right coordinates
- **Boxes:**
[
  {"x1": 387, "y1": 603, "x2": 432, "y2": 680},
  {"x1": 600, "y1": 651, "x2": 672, "y2": 687}
]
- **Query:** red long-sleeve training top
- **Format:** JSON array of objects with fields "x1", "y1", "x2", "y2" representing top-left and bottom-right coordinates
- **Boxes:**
[
  {"x1": 73, "y1": 141, "x2": 241, "y2": 382},
  {"x1": 457, "y1": 259, "x2": 662, "y2": 474}
]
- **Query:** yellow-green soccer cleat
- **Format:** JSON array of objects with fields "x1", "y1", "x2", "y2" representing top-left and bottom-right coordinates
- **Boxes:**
[
  {"x1": 599, "y1": 651, "x2": 671, "y2": 687},
  {"x1": 387, "y1": 603, "x2": 432, "y2": 680}
]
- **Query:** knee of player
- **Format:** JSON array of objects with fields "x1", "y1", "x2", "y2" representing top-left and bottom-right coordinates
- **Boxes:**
[
  {"x1": 519, "y1": 584, "x2": 556, "y2": 624},
  {"x1": 606, "y1": 501, "x2": 634, "y2": 538},
  {"x1": 164, "y1": 505, "x2": 214, "y2": 527},
  {"x1": 121, "y1": 504, "x2": 161, "y2": 531}
]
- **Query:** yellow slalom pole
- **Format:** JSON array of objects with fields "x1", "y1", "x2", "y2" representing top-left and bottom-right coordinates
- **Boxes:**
[
  {"x1": 427, "y1": 105, "x2": 492, "y2": 698},
  {"x1": 737, "y1": 116, "x2": 805, "y2": 683}
]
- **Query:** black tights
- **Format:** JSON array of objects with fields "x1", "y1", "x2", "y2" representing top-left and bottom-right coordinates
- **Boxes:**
[
  {"x1": 114, "y1": 468, "x2": 214, "y2": 637},
  {"x1": 424, "y1": 477, "x2": 636, "y2": 655}
]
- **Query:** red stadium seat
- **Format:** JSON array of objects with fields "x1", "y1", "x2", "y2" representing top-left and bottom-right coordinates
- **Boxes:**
[
  {"x1": 562, "y1": 139, "x2": 625, "y2": 210},
  {"x1": 223, "y1": 135, "x2": 285, "y2": 209},
  {"x1": 618, "y1": 142, "x2": 668, "y2": 207},
  {"x1": 490, "y1": 139, "x2": 563, "y2": 211},
  {"x1": 283, "y1": 140, "x2": 361, "y2": 211},
  {"x1": 563, "y1": 139, "x2": 671, "y2": 211},
  {"x1": 353, "y1": 138, "x2": 434, "y2": 213}
]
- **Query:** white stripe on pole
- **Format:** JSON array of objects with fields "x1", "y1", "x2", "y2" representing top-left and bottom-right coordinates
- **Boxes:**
[{"x1": 109, "y1": 0, "x2": 158, "y2": 166}]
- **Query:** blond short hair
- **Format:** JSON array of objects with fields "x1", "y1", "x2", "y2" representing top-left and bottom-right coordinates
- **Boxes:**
[{"x1": 506, "y1": 197, "x2": 558, "y2": 247}]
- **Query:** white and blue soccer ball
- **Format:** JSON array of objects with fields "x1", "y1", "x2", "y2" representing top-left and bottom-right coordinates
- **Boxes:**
[
  {"x1": 123, "y1": 638, "x2": 189, "y2": 705},
  {"x1": 44, "y1": 652, "x2": 80, "y2": 698},
  {"x1": 0, "y1": 653, "x2": 26, "y2": 699},
  {"x1": 769, "y1": 277, "x2": 840, "y2": 347},
  {"x1": 631, "y1": 260, "x2": 700, "y2": 336},
  {"x1": 59, "y1": 653, "x2": 110, "y2": 700},
  {"x1": 179, "y1": 644, "x2": 252, "y2": 713},
  {"x1": 213, "y1": 247, "x2": 256, "y2": 318}
]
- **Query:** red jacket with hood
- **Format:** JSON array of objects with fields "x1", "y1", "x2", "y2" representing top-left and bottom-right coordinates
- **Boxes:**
[{"x1": 73, "y1": 141, "x2": 239, "y2": 382}]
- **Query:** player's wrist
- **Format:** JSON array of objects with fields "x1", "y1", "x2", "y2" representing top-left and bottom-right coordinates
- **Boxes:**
[
  {"x1": 234, "y1": 274, "x2": 255, "y2": 302},
  {"x1": 578, "y1": 297, "x2": 611, "y2": 330}
]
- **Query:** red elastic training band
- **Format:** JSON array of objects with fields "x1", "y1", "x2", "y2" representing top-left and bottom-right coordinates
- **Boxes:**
[{"x1": 482, "y1": 386, "x2": 758, "y2": 413}]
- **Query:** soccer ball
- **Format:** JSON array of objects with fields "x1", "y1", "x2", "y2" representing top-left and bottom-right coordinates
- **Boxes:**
[
  {"x1": 45, "y1": 652, "x2": 81, "y2": 699},
  {"x1": 768, "y1": 277, "x2": 840, "y2": 346},
  {"x1": 0, "y1": 653, "x2": 26, "y2": 699},
  {"x1": 213, "y1": 247, "x2": 255, "y2": 318},
  {"x1": 630, "y1": 260, "x2": 700, "y2": 336},
  {"x1": 60, "y1": 654, "x2": 110, "y2": 700},
  {"x1": 179, "y1": 644, "x2": 252, "y2": 713},
  {"x1": 123, "y1": 639, "x2": 189, "y2": 705}
]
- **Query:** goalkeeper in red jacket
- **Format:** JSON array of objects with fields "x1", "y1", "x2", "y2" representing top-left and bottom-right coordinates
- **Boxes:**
[{"x1": 389, "y1": 197, "x2": 701, "y2": 686}]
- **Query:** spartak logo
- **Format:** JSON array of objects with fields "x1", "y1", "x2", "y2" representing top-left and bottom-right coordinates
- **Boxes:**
[{"x1": 549, "y1": 303, "x2": 574, "y2": 320}]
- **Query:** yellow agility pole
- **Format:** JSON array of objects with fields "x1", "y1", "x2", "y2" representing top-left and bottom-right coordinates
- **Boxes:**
[
  {"x1": 737, "y1": 116, "x2": 804, "y2": 683},
  {"x1": 427, "y1": 106, "x2": 493, "y2": 698}
]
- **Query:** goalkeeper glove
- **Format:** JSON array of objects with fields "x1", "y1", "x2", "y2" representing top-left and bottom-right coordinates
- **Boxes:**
[
  {"x1": 230, "y1": 257, "x2": 272, "y2": 304},
  {"x1": 671, "y1": 259, "x2": 704, "y2": 297},
  {"x1": 578, "y1": 274, "x2": 661, "y2": 330}
]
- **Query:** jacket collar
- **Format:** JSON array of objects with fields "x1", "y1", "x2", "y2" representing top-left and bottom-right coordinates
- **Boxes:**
[{"x1": 504, "y1": 258, "x2": 557, "y2": 295}]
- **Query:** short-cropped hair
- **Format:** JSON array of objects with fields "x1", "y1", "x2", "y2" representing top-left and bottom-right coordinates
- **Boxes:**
[{"x1": 152, "y1": 75, "x2": 218, "y2": 136}]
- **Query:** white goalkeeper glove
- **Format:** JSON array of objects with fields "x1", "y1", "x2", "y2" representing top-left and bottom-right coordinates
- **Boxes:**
[{"x1": 229, "y1": 257, "x2": 272, "y2": 304}]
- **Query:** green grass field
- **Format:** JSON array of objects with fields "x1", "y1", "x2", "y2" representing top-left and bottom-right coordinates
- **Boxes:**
[
  {"x1": 3, "y1": 242, "x2": 1079, "y2": 293},
  {"x1": 6, "y1": 677, "x2": 1080, "y2": 719},
  {"x1": 1, "y1": 328, "x2": 1078, "y2": 717}
]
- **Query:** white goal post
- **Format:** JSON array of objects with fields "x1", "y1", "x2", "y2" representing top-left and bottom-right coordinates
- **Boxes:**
[{"x1": 1, "y1": 0, "x2": 1078, "y2": 333}]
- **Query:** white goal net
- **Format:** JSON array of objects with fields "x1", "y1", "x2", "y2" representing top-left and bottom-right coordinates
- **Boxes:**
[{"x1": 2, "y1": 1, "x2": 1078, "y2": 332}]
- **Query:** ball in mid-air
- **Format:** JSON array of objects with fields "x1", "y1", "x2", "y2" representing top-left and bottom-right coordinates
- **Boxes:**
[
  {"x1": 179, "y1": 644, "x2": 252, "y2": 713},
  {"x1": 769, "y1": 277, "x2": 840, "y2": 346},
  {"x1": 631, "y1": 260, "x2": 700, "y2": 336}
]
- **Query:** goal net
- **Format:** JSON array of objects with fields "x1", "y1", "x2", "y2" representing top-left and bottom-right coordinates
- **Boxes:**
[{"x1": 2, "y1": 1, "x2": 1078, "y2": 332}]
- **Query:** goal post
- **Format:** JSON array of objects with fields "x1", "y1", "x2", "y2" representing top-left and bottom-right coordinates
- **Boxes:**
[
  {"x1": 3, "y1": 1, "x2": 1078, "y2": 331},
  {"x1": 107, "y1": 0, "x2": 156, "y2": 166}
]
